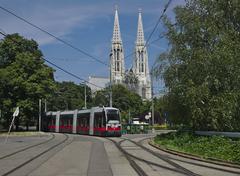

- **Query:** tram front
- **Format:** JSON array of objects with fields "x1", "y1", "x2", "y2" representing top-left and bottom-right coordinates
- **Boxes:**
[{"x1": 105, "y1": 108, "x2": 121, "y2": 136}]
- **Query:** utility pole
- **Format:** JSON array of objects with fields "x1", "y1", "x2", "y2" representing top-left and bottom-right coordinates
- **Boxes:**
[
  {"x1": 84, "y1": 82, "x2": 87, "y2": 109},
  {"x1": 151, "y1": 69, "x2": 155, "y2": 133},
  {"x1": 128, "y1": 109, "x2": 131, "y2": 124},
  {"x1": 109, "y1": 54, "x2": 113, "y2": 107},
  {"x1": 44, "y1": 99, "x2": 47, "y2": 112},
  {"x1": 39, "y1": 99, "x2": 41, "y2": 132}
]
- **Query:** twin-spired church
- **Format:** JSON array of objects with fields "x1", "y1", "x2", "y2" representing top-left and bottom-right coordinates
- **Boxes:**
[{"x1": 89, "y1": 8, "x2": 152, "y2": 100}]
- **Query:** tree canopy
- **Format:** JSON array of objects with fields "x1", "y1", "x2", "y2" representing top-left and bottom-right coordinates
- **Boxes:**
[
  {"x1": 154, "y1": 0, "x2": 240, "y2": 131},
  {"x1": 0, "y1": 34, "x2": 56, "y2": 129},
  {"x1": 92, "y1": 84, "x2": 151, "y2": 123},
  {"x1": 48, "y1": 81, "x2": 92, "y2": 111}
]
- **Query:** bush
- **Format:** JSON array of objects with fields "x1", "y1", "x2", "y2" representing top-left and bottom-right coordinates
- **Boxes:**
[{"x1": 154, "y1": 132, "x2": 240, "y2": 163}]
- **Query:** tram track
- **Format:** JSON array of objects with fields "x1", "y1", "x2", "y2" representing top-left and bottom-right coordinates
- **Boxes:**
[
  {"x1": 119, "y1": 138, "x2": 199, "y2": 176},
  {"x1": 136, "y1": 136, "x2": 240, "y2": 175},
  {"x1": 0, "y1": 133, "x2": 55, "y2": 160},
  {"x1": 107, "y1": 137, "x2": 197, "y2": 176},
  {"x1": 139, "y1": 138, "x2": 240, "y2": 175},
  {"x1": 122, "y1": 137, "x2": 200, "y2": 176},
  {"x1": 1, "y1": 133, "x2": 72, "y2": 176},
  {"x1": 107, "y1": 138, "x2": 148, "y2": 176},
  {"x1": 108, "y1": 135, "x2": 240, "y2": 176}
]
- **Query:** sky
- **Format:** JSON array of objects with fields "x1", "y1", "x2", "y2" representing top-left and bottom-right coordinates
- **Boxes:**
[{"x1": 0, "y1": 0, "x2": 185, "y2": 95}]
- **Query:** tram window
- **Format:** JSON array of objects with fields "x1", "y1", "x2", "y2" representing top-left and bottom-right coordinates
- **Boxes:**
[
  {"x1": 77, "y1": 113, "x2": 90, "y2": 128},
  {"x1": 94, "y1": 112, "x2": 100, "y2": 127},
  {"x1": 107, "y1": 109, "x2": 120, "y2": 122},
  {"x1": 94, "y1": 112, "x2": 106, "y2": 128}
]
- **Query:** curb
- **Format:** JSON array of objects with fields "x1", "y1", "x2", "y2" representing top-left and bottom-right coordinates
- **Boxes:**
[{"x1": 149, "y1": 140, "x2": 240, "y2": 169}]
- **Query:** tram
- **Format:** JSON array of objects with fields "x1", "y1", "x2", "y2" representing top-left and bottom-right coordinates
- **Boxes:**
[{"x1": 41, "y1": 107, "x2": 121, "y2": 137}]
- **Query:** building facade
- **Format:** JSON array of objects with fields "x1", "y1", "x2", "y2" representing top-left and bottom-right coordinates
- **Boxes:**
[
  {"x1": 110, "y1": 8, "x2": 152, "y2": 100},
  {"x1": 109, "y1": 8, "x2": 125, "y2": 84}
]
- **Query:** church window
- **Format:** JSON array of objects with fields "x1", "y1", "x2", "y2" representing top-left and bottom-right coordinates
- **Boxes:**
[
  {"x1": 116, "y1": 51, "x2": 119, "y2": 60},
  {"x1": 138, "y1": 52, "x2": 144, "y2": 73},
  {"x1": 116, "y1": 62, "x2": 120, "y2": 71},
  {"x1": 114, "y1": 50, "x2": 117, "y2": 60}
]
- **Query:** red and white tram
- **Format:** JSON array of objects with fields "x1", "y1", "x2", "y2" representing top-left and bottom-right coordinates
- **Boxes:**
[{"x1": 41, "y1": 107, "x2": 121, "y2": 137}]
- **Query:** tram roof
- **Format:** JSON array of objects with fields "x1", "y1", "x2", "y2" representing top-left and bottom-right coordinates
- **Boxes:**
[{"x1": 46, "y1": 107, "x2": 119, "y2": 116}]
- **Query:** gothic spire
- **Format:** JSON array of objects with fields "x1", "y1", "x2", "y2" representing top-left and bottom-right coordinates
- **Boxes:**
[
  {"x1": 112, "y1": 7, "x2": 122, "y2": 44},
  {"x1": 110, "y1": 6, "x2": 125, "y2": 84},
  {"x1": 133, "y1": 9, "x2": 152, "y2": 100},
  {"x1": 136, "y1": 8, "x2": 145, "y2": 46}
]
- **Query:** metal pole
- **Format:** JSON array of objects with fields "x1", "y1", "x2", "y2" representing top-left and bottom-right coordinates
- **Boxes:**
[
  {"x1": 109, "y1": 55, "x2": 113, "y2": 107},
  {"x1": 44, "y1": 99, "x2": 47, "y2": 112},
  {"x1": 152, "y1": 99, "x2": 154, "y2": 126},
  {"x1": 84, "y1": 82, "x2": 87, "y2": 109},
  {"x1": 128, "y1": 109, "x2": 130, "y2": 124},
  {"x1": 151, "y1": 70, "x2": 155, "y2": 133},
  {"x1": 4, "y1": 115, "x2": 16, "y2": 144},
  {"x1": 39, "y1": 99, "x2": 41, "y2": 132},
  {"x1": 110, "y1": 88, "x2": 112, "y2": 107}
]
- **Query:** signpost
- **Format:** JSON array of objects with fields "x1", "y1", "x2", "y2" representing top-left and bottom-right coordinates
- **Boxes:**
[
  {"x1": 4, "y1": 107, "x2": 19, "y2": 144},
  {"x1": 39, "y1": 99, "x2": 41, "y2": 133}
]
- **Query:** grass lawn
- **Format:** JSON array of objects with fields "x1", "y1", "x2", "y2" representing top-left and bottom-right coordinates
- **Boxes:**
[{"x1": 154, "y1": 132, "x2": 240, "y2": 164}]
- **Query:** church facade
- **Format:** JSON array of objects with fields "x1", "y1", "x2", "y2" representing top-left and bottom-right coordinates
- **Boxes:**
[{"x1": 110, "y1": 8, "x2": 152, "y2": 100}]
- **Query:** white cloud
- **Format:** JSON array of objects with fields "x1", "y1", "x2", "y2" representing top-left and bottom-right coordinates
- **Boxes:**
[
  {"x1": 0, "y1": 2, "x2": 111, "y2": 45},
  {"x1": 0, "y1": 0, "x2": 183, "y2": 45}
]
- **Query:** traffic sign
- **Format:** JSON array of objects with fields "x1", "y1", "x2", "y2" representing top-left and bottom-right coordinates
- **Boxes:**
[{"x1": 13, "y1": 107, "x2": 19, "y2": 117}]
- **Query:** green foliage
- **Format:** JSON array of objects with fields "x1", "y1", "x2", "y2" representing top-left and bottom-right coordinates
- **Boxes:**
[
  {"x1": 0, "y1": 34, "x2": 55, "y2": 128},
  {"x1": 92, "y1": 84, "x2": 150, "y2": 123},
  {"x1": 154, "y1": 0, "x2": 240, "y2": 131},
  {"x1": 48, "y1": 81, "x2": 92, "y2": 111},
  {"x1": 154, "y1": 132, "x2": 240, "y2": 163},
  {"x1": 0, "y1": 34, "x2": 42, "y2": 68}
]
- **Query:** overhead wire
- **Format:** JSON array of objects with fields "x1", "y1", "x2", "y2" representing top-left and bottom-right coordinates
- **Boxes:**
[
  {"x1": 0, "y1": 5, "x2": 108, "y2": 67},
  {"x1": 143, "y1": 0, "x2": 172, "y2": 51},
  {"x1": 0, "y1": 0, "x2": 172, "y2": 90},
  {"x1": 124, "y1": 0, "x2": 172, "y2": 64},
  {"x1": 0, "y1": 31, "x2": 104, "y2": 89}
]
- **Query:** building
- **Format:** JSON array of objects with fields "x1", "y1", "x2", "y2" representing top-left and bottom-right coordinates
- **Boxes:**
[
  {"x1": 110, "y1": 8, "x2": 152, "y2": 100},
  {"x1": 87, "y1": 76, "x2": 109, "y2": 94},
  {"x1": 88, "y1": 8, "x2": 152, "y2": 100},
  {"x1": 109, "y1": 8, "x2": 125, "y2": 84}
]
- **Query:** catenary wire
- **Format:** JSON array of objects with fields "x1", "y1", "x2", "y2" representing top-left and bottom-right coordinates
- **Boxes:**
[
  {"x1": 0, "y1": 5, "x2": 108, "y2": 67},
  {"x1": 0, "y1": 31, "x2": 104, "y2": 89},
  {"x1": 123, "y1": 0, "x2": 172, "y2": 68},
  {"x1": 0, "y1": 0, "x2": 172, "y2": 89},
  {"x1": 0, "y1": 1, "x2": 172, "y2": 66}
]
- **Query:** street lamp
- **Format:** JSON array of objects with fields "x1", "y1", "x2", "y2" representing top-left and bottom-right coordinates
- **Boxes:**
[
  {"x1": 150, "y1": 67, "x2": 155, "y2": 133},
  {"x1": 84, "y1": 81, "x2": 87, "y2": 109},
  {"x1": 109, "y1": 53, "x2": 113, "y2": 107},
  {"x1": 39, "y1": 99, "x2": 41, "y2": 132}
]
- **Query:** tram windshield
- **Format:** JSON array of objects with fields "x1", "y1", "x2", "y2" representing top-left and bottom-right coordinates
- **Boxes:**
[{"x1": 107, "y1": 109, "x2": 120, "y2": 123}]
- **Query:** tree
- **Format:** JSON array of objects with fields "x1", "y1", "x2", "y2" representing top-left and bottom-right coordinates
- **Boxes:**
[
  {"x1": 92, "y1": 84, "x2": 144, "y2": 122},
  {"x1": 154, "y1": 0, "x2": 240, "y2": 131},
  {"x1": 48, "y1": 81, "x2": 92, "y2": 111},
  {"x1": 0, "y1": 34, "x2": 56, "y2": 129}
]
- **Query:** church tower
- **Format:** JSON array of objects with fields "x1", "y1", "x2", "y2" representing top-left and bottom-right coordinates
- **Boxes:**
[
  {"x1": 133, "y1": 9, "x2": 152, "y2": 100},
  {"x1": 110, "y1": 7, "x2": 125, "y2": 84}
]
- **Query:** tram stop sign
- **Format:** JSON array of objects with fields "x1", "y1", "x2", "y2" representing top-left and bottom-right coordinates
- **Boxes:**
[{"x1": 13, "y1": 107, "x2": 19, "y2": 117}]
